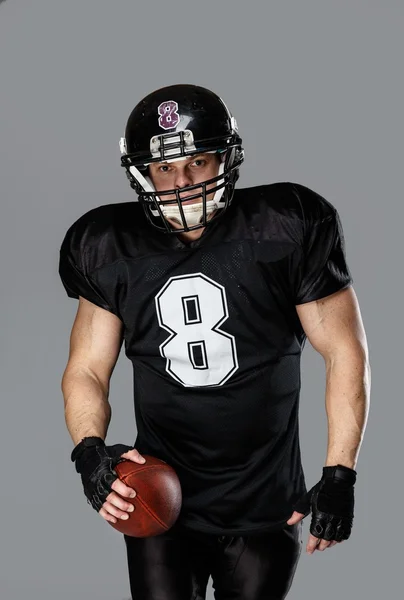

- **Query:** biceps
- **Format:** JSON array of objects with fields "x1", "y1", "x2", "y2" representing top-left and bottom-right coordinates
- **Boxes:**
[
  {"x1": 66, "y1": 296, "x2": 124, "y2": 386},
  {"x1": 296, "y1": 286, "x2": 365, "y2": 356}
]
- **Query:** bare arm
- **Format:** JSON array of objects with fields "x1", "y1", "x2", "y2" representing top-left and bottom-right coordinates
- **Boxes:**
[
  {"x1": 296, "y1": 286, "x2": 370, "y2": 470},
  {"x1": 61, "y1": 296, "x2": 124, "y2": 446}
]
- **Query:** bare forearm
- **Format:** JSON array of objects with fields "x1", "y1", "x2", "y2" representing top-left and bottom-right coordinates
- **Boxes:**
[
  {"x1": 62, "y1": 367, "x2": 112, "y2": 446},
  {"x1": 324, "y1": 350, "x2": 370, "y2": 470}
]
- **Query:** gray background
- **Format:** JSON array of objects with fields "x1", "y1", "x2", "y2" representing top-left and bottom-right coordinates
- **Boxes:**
[{"x1": 0, "y1": 1, "x2": 401, "y2": 598}]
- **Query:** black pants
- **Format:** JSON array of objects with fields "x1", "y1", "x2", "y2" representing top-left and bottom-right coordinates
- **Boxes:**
[{"x1": 124, "y1": 521, "x2": 302, "y2": 600}]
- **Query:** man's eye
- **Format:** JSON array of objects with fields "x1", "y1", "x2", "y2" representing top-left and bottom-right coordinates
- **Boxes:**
[
  {"x1": 192, "y1": 159, "x2": 205, "y2": 167},
  {"x1": 159, "y1": 165, "x2": 170, "y2": 172}
]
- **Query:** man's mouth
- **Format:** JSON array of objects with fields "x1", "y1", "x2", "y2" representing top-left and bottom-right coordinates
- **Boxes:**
[{"x1": 182, "y1": 197, "x2": 200, "y2": 205}]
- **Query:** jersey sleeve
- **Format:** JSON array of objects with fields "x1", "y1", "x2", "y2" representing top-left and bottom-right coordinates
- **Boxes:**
[
  {"x1": 58, "y1": 216, "x2": 120, "y2": 316},
  {"x1": 294, "y1": 194, "x2": 353, "y2": 305}
]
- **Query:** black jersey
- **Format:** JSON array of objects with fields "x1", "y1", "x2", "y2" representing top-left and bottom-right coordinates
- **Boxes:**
[{"x1": 59, "y1": 182, "x2": 353, "y2": 536}]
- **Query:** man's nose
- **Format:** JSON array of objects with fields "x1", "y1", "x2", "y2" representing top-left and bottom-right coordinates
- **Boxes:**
[{"x1": 174, "y1": 169, "x2": 193, "y2": 189}]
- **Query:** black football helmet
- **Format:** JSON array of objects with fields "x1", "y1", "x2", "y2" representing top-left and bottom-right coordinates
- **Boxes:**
[{"x1": 119, "y1": 84, "x2": 244, "y2": 233}]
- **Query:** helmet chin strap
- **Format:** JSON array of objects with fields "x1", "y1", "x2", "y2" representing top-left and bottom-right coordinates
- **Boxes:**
[
  {"x1": 129, "y1": 153, "x2": 227, "y2": 229},
  {"x1": 162, "y1": 200, "x2": 219, "y2": 227}
]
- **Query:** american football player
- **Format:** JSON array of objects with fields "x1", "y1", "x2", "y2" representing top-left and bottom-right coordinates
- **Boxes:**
[{"x1": 59, "y1": 84, "x2": 369, "y2": 600}]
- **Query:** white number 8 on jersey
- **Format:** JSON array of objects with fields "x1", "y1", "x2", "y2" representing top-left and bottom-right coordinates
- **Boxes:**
[{"x1": 155, "y1": 273, "x2": 239, "y2": 387}]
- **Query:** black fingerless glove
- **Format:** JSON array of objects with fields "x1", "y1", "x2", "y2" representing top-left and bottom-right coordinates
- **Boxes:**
[
  {"x1": 71, "y1": 436, "x2": 134, "y2": 512},
  {"x1": 293, "y1": 464, "x2": 357, "y2": 541}
]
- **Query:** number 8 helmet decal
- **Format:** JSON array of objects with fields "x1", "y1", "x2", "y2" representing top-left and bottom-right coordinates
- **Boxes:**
[
  {"x1": 158, "y1": 101, "x2": 180, "y2": 130},
  {"x1": 119, "y1": 84, "x2": 244, "y2": 233}
]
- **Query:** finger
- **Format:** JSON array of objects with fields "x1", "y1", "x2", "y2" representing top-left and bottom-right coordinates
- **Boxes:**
[
  {"x1": 318, "y1": 539, "x2": 331, "y2": 551},
  {"x1": 286, "y1": 511, "x2": 305, "y2": 525},
  {"x1": 99, "y1": 506, "x2": 117, "y2": 524},
  {"x1": 105, "y1": 490, "x2": 136, "y2": 513},
  {"x1": 110, "y1": 477, "x2": 137, "y2": 499},
  {"x1": 306, "y1": 534, "x2": 321, "y2": 554},
  {"x1": 328, "y1": 541, "x2": 338, "y2": 548},
  {"x1": 102, "y1": 500, "x2": 134, "y2": 521},
  {"x1": 121, "y1": 448, "x2": 146, "y2": 463}
]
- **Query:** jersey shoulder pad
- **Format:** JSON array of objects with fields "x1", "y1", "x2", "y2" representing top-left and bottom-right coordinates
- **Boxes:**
[
  {"x1": 59, "y1": 201, "x2": 140, "y2": 273},
  {"x1": 233, "y1": 182, "x2": 339, "y2": 246},
  {"x1": 234, "y1": 182, "x2": 307, "y2": 219},
  {"x1": 243, "y1": 181, "x2": 336, "y2": 219},
  {"x1": 289, "y1": 182, "x2": 337, "y2": 222},
  {"x1": 58, "y1": 202, "x2": 141, "y2": 311}
]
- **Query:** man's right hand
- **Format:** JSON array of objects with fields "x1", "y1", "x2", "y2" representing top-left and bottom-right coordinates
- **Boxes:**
[{"x1": 71, "y1": 437, "x2": 146, "y2": 524}]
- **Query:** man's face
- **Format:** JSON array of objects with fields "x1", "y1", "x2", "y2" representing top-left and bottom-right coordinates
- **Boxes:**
[{"x1": 148, "y1": 152, "x2": 221, "y2": 204}]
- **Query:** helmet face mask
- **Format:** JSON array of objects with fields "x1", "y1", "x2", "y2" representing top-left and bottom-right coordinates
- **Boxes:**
[{"x1": 120, "y1": 85, "x2": 244, "y2": 233}]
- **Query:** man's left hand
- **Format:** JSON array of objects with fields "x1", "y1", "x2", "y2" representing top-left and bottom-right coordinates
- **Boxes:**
[{"x1": 286, "y1": 464, "x2": 357, "y2": 554}]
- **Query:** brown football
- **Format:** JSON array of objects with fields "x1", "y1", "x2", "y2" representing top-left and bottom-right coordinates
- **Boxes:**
[{"x1": 109, "y1": 455, "x2": 182, "y2": 537}]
